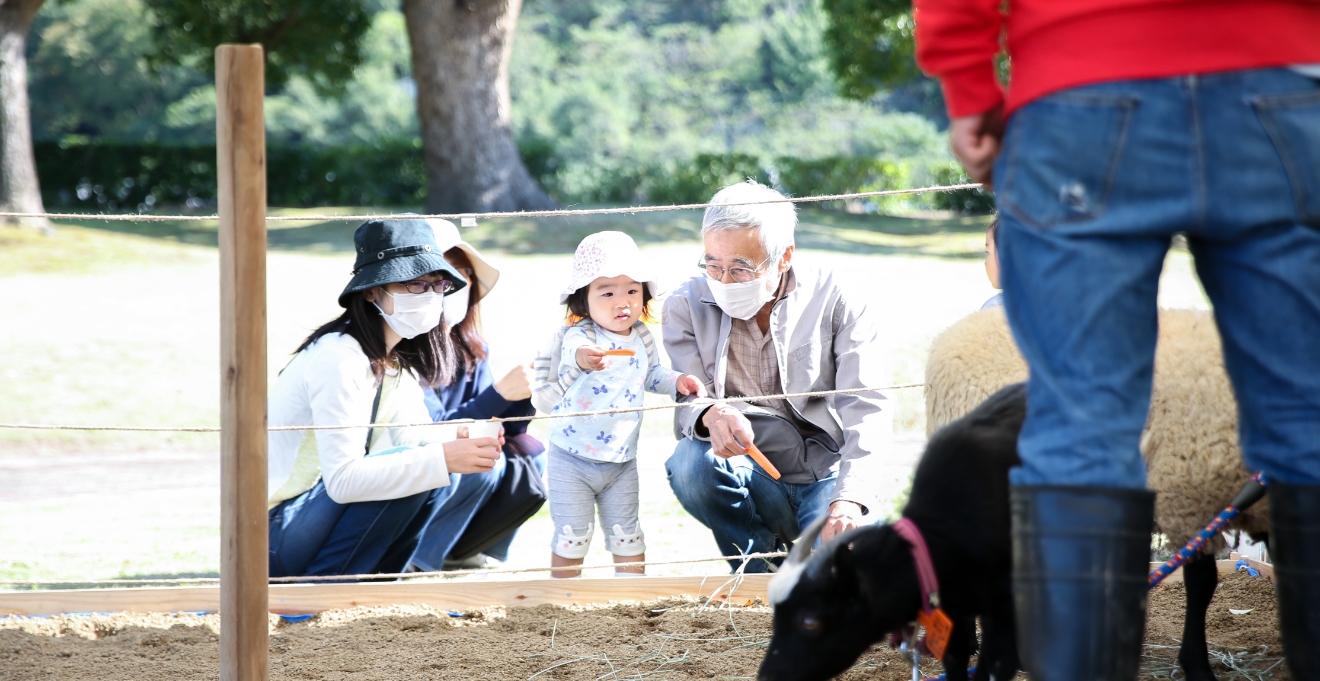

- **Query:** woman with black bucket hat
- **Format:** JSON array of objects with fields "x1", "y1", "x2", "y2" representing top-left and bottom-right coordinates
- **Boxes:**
[{"x1": 265, "y1": 218, "x2": 505, "y2": 578}]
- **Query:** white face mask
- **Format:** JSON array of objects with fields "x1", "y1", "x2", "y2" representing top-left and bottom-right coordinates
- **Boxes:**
[
  {"x1": 374, "y1": 290, "x2": 445, "y2": 339},
  {"x1": 442, "y1": 285, "x2": 470, "y2": 327},
  {"x1": 707, "y1": 271, "x2": 781, "y2": 320}
]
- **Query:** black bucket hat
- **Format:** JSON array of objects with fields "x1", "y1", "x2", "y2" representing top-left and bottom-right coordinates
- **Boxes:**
[{"x1": 339, "y1": 218, "x2": 468, "y2": 307}]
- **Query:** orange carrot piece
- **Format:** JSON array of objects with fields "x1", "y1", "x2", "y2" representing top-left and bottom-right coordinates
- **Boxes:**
[
  {"x1": 603, "y1": 349, "x2": 636, "y2": 357},
  {"x1": 746, "y1": 444, "x2": 781, "y2": 480}
]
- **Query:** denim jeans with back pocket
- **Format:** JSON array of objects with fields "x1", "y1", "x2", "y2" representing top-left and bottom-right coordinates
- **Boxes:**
[{"x1": 994, "y1": 68, "x2": 1320, "y2": 488}]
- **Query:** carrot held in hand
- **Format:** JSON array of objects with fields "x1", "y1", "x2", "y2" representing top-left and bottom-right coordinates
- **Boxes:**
[
  {"x1": 745, "y1": 443, "x2": 781, "y2": 480},
  {"x1": 603, "y1": 349, "x2": 635, "y2": 357}
]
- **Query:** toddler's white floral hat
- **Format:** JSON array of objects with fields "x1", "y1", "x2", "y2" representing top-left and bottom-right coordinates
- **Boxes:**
[{"x1": 559, "y1": 231, "x2": 660, "y2": 304}]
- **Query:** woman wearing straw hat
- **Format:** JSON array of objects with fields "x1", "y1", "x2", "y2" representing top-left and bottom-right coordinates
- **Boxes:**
[
  {"x1": 266, "y1": 218, "x2": 504, "y2": 578},
  {"x1": 402, "y1": 219, "x2": 546, "y2": 572}
]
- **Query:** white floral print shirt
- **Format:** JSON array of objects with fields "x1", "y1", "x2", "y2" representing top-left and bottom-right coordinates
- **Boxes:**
[{"x1": 549, "y1": 325, "x2": 681, "y2": 463}]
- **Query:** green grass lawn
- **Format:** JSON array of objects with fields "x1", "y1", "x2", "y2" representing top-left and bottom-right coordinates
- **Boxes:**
[{"x1": 0, "y1": 208, "x2": 1209, "y2": 586}]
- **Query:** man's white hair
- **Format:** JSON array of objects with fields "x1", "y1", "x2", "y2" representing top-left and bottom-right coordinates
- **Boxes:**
[{"x1": 701, "y1": 180, "x2": 796, "y2": 263}]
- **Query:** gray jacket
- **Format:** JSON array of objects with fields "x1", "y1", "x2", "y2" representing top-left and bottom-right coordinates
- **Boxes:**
[{"x1": 662, "y1": 265, "x2": 889, "y2": 510}]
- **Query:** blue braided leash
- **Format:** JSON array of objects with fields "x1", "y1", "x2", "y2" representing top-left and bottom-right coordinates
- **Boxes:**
[{"x1": 1148, "y1": 472, "x2": 1268, "y2": 588}]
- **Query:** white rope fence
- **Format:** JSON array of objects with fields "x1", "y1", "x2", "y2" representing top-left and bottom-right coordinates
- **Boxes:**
[
  {"x1": 0, "y1": 384, "x2": 921, "y2": 589},
  {"x1": 0, "y1": 182, "x2": 982, "y2": 223},
  {"x1": 0, "y1": 383, "x2": 923, "y2": 433},
  {"x1": 0, "y1": 181, "x2": 963, "y2": 592},
  {"x1": 0, "y1": 552, "x2": 792, "y2": 587}
]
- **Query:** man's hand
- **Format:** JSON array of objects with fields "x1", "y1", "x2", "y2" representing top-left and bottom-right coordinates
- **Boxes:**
[
  {"x1": 701, "y1": 403, "x2": 755, "y2": 458},
  {"x1": 950, "y1": 106, "x2": 1005, "y2": 190},
  {"x1": 443, "y1": 425, "x2": 502, "y2": 474},
  {"x1": 675, "y1": 374, "x2": 708, "y2": 398},
  {"x1": 819, "y1": 500, "x2": 863, "y2": 542},
  {"x1": 575, "y1": 345, "x2": 607, "y2": 371},
  {"x1": 494, "y1": 362, "x2": 533, "y2": 401}
]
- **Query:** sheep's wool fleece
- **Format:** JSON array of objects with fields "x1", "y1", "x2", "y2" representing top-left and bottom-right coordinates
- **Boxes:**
[{"x1": 924, "y1": 308, "x2": 1268, "y2": 552}]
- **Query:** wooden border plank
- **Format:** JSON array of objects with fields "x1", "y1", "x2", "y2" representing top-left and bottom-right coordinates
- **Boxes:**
[
  {"x1": 1149, "y1": 559, "x2": 1272, "y2": 585},
  {"x1": 1229, "y1": 552, "x2": 1276, "y2": 585},
  {"x1": 0, "y1": 575, "x2": 772, "y2": 618},
  {"x1": 216, "y1": 43, "x2": 268, "y2": 681}
]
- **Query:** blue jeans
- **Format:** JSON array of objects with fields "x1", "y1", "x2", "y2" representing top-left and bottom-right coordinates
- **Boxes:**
[
  {"x1": 995, "y1": 68, "x2": 1320, "y2": 489},
  {"x1": 666, "y1": 437, "x2": 837, "y2": 573},
  {"x1": 268, "y1": 447, "x2": 505, "y2": 577},
  {"x1": 482, "y1": 451, "x2": 546, "y2": 562},
  {"x1": 403, "y1": 451, "x2": 506, "y2": 572}
]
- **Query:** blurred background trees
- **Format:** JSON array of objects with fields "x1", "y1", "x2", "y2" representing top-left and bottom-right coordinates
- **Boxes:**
[
  {"x1": 402, "y1": 0, "x2": 555, "y2": 212},
  {"x1": 1, "y1": 0, "x2": 49, "y2": 230},
  {"x1": 21, "y1": 0, "x2": 993, "y2": 214}
]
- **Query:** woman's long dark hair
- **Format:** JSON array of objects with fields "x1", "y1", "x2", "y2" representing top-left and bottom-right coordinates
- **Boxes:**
[
  {"x1": 443, "y1": 248, "x2": 488, "y2": 377},
  {"x1": 296, "y1": 286, "x2": 455, "y2": 386}
]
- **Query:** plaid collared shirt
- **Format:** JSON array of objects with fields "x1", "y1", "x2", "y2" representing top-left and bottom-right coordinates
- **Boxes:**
[
  {"x1": 724, "y1": 273, "x2": 800, "y2": 423},
  {"x1": 725, "y1": 314, "x2": 794, "y2": 421}
]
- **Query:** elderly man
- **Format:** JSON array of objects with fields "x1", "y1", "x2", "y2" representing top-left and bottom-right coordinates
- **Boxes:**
[{"x1": 663, "y1": 180, "x2": 889, "y2": 572}]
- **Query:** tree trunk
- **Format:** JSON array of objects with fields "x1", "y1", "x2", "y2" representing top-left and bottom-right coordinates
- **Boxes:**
[
  {"x1": 402, "y1": 0, "x2": 554, "y2": 213},
  {"x1": 0, "y1": 0, "x2": 47, "y2": 231}
]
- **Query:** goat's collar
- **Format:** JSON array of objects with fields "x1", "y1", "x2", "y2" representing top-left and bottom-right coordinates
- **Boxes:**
[{"x1": 891, "y1": 517, "x2": 941, "y2": 612}]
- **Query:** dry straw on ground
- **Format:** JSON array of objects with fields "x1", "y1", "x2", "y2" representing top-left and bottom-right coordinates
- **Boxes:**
[{"x1": 0, "y1": 571, "x2": 1284, "y2": 680}]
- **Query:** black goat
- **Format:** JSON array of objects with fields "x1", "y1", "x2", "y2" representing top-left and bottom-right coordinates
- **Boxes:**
[{"x1": 758, "y1": 383, "x2": 1027, "y2": 681}]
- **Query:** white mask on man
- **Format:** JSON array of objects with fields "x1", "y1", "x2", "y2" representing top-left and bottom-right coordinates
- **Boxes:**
[
  {"x1": 707, "y1": 270, "x2": 781, "y2": 320},
  {"x1": 442, "y1": 285, "x2": 470, "y2": 327},
  {"x1": 374, "y1": 290, "x2": 445, "y2": 339}
]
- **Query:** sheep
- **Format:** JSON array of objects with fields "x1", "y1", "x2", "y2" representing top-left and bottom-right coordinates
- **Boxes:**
[
  {"x1": 757, "y1": 383, "x2": 1028, "y2": 681},
  {"x1": 924, "y1": 307, "x2": 1268, "y2": 681}
]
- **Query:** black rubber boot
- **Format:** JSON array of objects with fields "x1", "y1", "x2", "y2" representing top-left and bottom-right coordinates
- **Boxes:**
[
  {"x1": 1270, "y1": 482, "x2": 1320, "y2": 681},
  {"x1": 1011, "y1": 485, "x2": 1156, "y2": 681}
]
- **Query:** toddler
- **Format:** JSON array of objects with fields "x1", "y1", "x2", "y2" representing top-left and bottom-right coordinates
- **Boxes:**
[{"x1": 548, "y1": 231, "x2": 705, "y2": 577}]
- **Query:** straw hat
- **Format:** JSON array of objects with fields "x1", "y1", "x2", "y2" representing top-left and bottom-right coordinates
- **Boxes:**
[
  {"x1": 428, "y1": 219, "x2": 500, "y2": 303},
  {"x1": 559, "y1": 231, "x2": 659, "y2": 304}
]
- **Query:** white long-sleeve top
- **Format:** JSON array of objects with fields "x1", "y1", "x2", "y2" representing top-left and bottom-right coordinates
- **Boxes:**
[{"x1": 267, "y1": 332, "x2": 452, "y2": 509}]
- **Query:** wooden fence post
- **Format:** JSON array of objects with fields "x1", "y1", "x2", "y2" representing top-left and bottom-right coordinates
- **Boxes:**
[{"x1": 216, "y1": 44, "x2": 268, "y2": 681}]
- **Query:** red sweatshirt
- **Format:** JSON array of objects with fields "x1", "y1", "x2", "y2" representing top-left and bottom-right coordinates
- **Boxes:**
[{"x1": 913, "y1": 0, "x2": 1320, "y2": 118}]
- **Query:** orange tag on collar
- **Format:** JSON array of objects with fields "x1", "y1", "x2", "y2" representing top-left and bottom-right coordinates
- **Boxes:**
[
  {"x1": 603, "y1": 349, "x2": 636, "y2": 357},
  {"x1": 917, "y1": 608, "x2": 953, "y2": 659}
]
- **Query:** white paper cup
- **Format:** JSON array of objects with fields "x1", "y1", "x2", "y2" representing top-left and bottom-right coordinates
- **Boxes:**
[{"x1": 464, "y1": 421, "x2": 503, "y2": 440}]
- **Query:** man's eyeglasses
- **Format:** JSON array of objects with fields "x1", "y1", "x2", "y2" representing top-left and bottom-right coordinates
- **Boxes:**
[
  {"x1": 698, "y1": 257, "x2": 770, "y2": 283},
  {"x1": 397, "y1": 279, "x2": 455, "y2": 295}
]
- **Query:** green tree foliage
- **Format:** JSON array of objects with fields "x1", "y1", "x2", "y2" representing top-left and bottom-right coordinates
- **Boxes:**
[
  {"x1": 142, "y1": 0, "x2": 372, "y2": 93},
  {"x1": 159, "y1": 10, "x2": 417, "y2": 144},
  {"x1": 28, "y1": 0, "x2": 208, "y2": 142},
  {"x1": 28, "y1": 1, "x2": 414, "y2": 145},
  {"x1": 929, "y1": 161, "x2": 995, "y2": 213},
  {"x1": 36, "y1": 138, "x2": 425, "y2": 211},
  {"x1": 649, "y1": 153, "x2": 770, "y2": 204},
  {"x1": 510, "y1": 0, "x2": 947, "y2": 201},
  {"x1": 26, "y1": 0, "x2": 990, "y2": 211},
  {"x1": 776, "y1": 156, "x2": 907, "y2": 209},
  {"x1": 819, "y1": 0, "x2": 917, "y2": 100}
]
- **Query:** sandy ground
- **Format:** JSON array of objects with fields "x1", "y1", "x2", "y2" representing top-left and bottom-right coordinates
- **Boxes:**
[{"x1": 0, "y1": 570, "x2": 1284, "y2": 680}]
